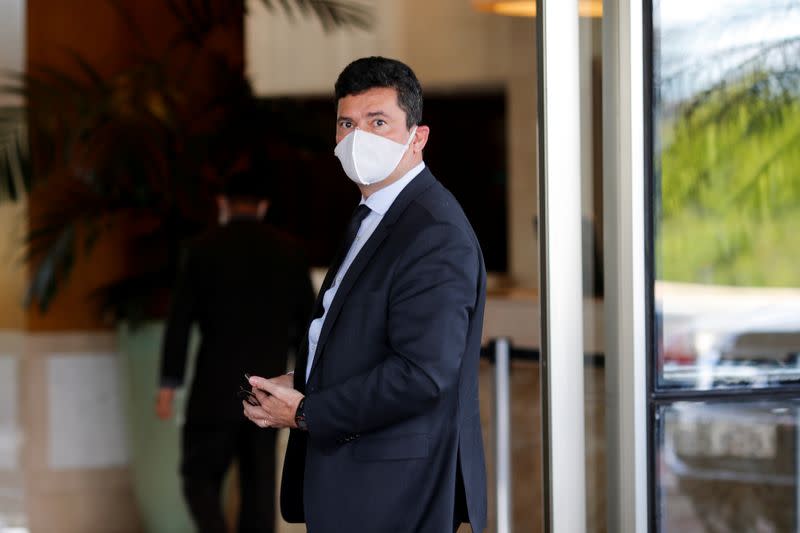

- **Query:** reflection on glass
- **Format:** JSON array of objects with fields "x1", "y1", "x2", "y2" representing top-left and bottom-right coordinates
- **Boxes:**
[
  {"x1": 653, "y1": 0, "x2": 800, "y2": 390},
  {"x1": 658, "y1": 401, "x2": 799, "y2": 532},
  {"x1": 0, "y1": 356, "x2": 24, "y2": 530}
]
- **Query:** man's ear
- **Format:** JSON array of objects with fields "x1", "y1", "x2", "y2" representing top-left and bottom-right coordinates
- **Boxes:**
[{"x1": 412, "y1": 125, "x2": 430, "y2": 153}]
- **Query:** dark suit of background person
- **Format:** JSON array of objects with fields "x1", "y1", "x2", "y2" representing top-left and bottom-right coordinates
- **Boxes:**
[
  {"x1": 156, "y1": 171, "x2": 314, "y2": 533},
  {"x1": 243, "y1": 57, "x2": 488, "y2": 533}
]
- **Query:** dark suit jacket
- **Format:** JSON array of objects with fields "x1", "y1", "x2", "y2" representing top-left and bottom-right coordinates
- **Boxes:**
[
  {"x1": 281, "y1": 169, "x2": 488, "y2": 533},
  {"x1": 160, "y1": 219, "x2": 314, "y2": 423}
]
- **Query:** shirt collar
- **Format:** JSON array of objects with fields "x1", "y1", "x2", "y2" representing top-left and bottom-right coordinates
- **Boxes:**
[{"x1": 362, "y1": 162, "x2": 426, "y2": 216}]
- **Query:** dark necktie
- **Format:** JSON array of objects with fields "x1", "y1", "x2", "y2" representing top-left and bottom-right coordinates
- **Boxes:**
[
  {"x1": 334, "y1": 203, "x2": 372, "y2": 271},
  {"x1": 313, "y1": 203, "x2": 372, "y2": 318}
]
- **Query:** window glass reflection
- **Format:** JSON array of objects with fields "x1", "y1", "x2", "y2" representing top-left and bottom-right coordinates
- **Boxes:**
[
  {"x1": 653, "y1": 0, "x2": 800, "y2": 390},
  {"x1": 658, "y1": 401, "x2": 799, "y2": 531}
]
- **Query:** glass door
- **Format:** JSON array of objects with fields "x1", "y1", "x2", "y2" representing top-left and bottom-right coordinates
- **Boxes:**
[{"x1": 648, "y1": 1, "x2": 800, "y2": 530}]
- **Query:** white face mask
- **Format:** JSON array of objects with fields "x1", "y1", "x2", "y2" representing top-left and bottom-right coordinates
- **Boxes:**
[{"x1": 334, "y1": 126, "x2": 417, "y2": 186}]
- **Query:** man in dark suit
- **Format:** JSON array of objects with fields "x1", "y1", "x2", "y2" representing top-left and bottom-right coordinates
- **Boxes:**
[
  {"x1": 157, "y1": 170, "x2": 314, "y2": 533},
  {"x1": 243, "y1": 57, "x2": 488, "y2": 533}
]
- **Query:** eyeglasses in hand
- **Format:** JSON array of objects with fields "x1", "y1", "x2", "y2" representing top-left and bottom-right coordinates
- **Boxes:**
[{"x1": 237, "y1": 373, "x2": 260, "y2": 407}]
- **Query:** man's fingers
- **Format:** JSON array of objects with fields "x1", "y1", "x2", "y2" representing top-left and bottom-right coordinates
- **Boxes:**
[
  {"x1": 274, "y1": 373, "x2": 294, "y2": 388},
  {"x1": 250, "y1": 376, "x2": 285, "y2": 399},
  {"x1": 250, "y1": 386, "x2": 267, "y2": 403},
  {"x1": 242, "y1": 400, "x2": 268, "y2": 421},
  {"x1": 248, "y1": 375, "x2": 272, "y2": 391},
  {"x1": 242, "y1": 379, "x2": 300, "y2": 431}
]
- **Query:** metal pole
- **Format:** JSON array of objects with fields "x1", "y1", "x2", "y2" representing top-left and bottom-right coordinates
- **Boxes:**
[
  {"x1": 537, "y1": 0, "x2": 587, "y2": 529},
  {"x1": 602, "y1": 0, "x2": 648, "y2": 530},
  {"x1": 494, "y1": 337, "x2": 512, "y2": 533}
]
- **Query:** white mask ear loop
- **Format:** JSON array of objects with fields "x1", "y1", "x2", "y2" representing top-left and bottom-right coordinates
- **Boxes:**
[
  {"x1": 393, "y1": 126, "x2": 418, "y2": 169},
  {"x1": 405, "y1": 126, "x2": 418, "y2": 149}
]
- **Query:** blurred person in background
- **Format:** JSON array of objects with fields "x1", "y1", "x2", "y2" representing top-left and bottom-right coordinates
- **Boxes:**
[{"x1": 156, "y1": 169, "x2": 314, "y2": 533}]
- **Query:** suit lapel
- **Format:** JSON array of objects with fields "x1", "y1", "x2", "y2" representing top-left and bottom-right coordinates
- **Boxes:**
[
  {"x1": 309, "y1": 261, "x2": 338, "y2": 320},
  {"x1": 293, "y1": 335, "x2": 309, "y2": 393},
  {"x1": 314, "y1": 224, "x2": 390, "y2": 351},
  {"x1": 306, "y1": 169, "x2": 436, "y2": 381}
]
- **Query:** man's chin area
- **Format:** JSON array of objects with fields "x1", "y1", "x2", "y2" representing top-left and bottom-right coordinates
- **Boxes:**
[{"x1": 360, "y1": 175, "x2": 400, "y2": 197}]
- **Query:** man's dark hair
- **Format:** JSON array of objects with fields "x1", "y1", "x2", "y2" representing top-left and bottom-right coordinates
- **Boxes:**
[
  {"x1": 222, "y1": 170, "x2": 270, "y2": 203},
  {"x1": 335, "y1": 56, "x2": 423, "y2": 129}
]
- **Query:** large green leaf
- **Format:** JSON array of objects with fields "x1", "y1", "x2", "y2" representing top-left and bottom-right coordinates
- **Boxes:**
[
  {"x1": 660, "y1": 67, "x2": 800, "y2": 286},
  {"x1": 255, "y1": 0, "x2": 372, "y2": 30}
]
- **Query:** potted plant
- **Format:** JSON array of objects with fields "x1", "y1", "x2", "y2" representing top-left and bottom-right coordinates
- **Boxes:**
[{"x1": 0, "y1": 1, "x2": 368, "y2": 530}]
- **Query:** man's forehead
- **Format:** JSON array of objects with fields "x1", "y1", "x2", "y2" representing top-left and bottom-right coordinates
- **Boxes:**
[{"x1": 337, "y1": 87, "x2": 402, "y2": 115}]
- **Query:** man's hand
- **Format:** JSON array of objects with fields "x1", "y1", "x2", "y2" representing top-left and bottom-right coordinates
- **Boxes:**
[
  {"x1": 155, "y1": 388, "x2": 175, "y2": 420},
  {"x1": 242, "y1": 375, "x2": 304, "y2": 429},
  {"x1": 271, "y1": 372, "x2": 295, "y2": 389}
]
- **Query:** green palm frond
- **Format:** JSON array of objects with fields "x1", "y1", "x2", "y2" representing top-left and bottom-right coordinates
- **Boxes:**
[
  {"x1": 166, "y1": 0, "x2": 371, "y2": 52},
  {"x1": 258, "y1": 0, "x2": 373, "y2": 31},
  {"x1": 110, "y1": 0, "x2": 146, "y2": 43},
  {"x1": 24, "y1": 222, "x2": 77, "y2": 312},
  {"x1": 0, "y1": 105, "x2": 30, "y2": 202}
]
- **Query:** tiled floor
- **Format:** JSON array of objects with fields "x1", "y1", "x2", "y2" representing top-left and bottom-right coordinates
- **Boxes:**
[{"x1": 276, "y1": 360, "x2": 609, "y2": 533}]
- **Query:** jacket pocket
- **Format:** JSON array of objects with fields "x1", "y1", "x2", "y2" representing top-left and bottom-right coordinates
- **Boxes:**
[{"x1": 352, "y1": 433, "x2": 429, "y2": 462}]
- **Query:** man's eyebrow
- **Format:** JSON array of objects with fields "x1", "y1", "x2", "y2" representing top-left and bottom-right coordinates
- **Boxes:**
[{"x1": 337, "y1": 111, "x2": 388, "y2": 123}]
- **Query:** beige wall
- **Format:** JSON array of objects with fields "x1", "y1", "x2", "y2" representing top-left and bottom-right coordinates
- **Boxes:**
[
  {"x1": 506, "y1": 19, "x2": 539, "y2": 288},
  {"x1": 246, "y1": 1, "x2": 400, "y2": 96},
  {"x1": 0, "y1": 0, "x2": 24, "y2": 108},
  {"x1": 399, "y1": 0, "x2": 512, "y2": 90},
  {"x1": 0, "y1": 204, "x2": 27, "y2": 330},
  {"x1": 22, "y1": 333, "x2": 140, "y2": 533},
  {"x1": 246, "y1": 0, "x2": 512, "y2": 96}
]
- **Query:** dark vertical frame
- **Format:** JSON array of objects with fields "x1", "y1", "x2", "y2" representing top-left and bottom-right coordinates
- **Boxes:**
[
  {"x1": 643, "y1": 0, "x2": 657, "y2": 528},
  {"x1": 536, "y1": 0, "x2": 554, "y2": 526}
]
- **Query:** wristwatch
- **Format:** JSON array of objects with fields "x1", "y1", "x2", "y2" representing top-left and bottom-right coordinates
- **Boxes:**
[{"x1": 294, "y1": 398, "x2": 308, "y2": 431}]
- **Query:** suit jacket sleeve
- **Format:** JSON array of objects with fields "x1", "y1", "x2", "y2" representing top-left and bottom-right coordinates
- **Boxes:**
[
  {"x1": 159, "y1": 245, "x2": 199, "y2": 387},
  {"x1": 303, "y1": 222, "x2": 480, "y2": 445}
]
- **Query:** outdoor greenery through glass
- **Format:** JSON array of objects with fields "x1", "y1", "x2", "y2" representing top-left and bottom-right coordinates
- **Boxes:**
[
  {"x1": 656, "y1": 1, "x2": 800, "y2": 287},
  {"x1": 653, "y1": 2, "x2": 800, "y2": 530}
]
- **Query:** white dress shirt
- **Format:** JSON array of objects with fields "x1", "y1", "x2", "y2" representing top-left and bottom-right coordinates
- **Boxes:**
[{"x1": 305, "y1": 162, "x2": 426, "y2": 382}]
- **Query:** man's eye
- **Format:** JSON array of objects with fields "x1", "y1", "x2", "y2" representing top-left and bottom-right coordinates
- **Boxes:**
[
  {"x1": 339, "y1": 121, "x2": 353, "y2": 129},
  {"x1": 375, "y1": 119, "x2": 386, "y2": 127}
]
